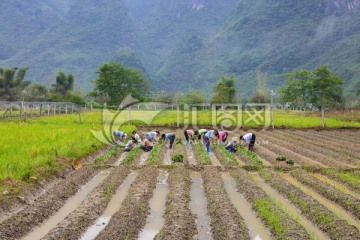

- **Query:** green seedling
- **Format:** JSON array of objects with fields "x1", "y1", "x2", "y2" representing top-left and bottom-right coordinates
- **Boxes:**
[
  {"x1": 286, "y1": 159, "x2": 295, "y2": 165},
  {"x1": 171, "y1": 154, "x2": 184, "y2": 162},
  {"x1": 276, "y1": 155, "x2": 287, "y2": 161}
]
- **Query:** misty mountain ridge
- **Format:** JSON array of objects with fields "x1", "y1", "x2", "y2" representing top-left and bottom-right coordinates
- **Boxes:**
[{"x1": 1, "y1": 0, "x2": 359, "y2": 98}]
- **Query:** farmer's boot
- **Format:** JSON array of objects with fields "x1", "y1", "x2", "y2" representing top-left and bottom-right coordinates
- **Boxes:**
[{"x1": 186, "y1": 140, "x2": 189, "y2": 146}]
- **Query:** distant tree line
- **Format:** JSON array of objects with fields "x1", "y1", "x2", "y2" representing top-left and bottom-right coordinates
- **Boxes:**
[{"x1": 0, "y1": 67, "x2": 85, "y2": 105}]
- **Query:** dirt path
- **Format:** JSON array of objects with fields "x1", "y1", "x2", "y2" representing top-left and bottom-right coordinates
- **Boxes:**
[{"x1": 186, "y1": 145, "x2": 198, "y2": 165}]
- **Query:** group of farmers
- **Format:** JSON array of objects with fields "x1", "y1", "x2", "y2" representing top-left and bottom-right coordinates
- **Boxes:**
[{"x1": 113, "y1": 129, "x2": 256, "y2": 153}]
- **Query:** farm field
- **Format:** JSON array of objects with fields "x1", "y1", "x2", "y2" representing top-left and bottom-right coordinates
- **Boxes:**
[{"x1": 0, "y1": 127, "x2": 359, "y2": 240}]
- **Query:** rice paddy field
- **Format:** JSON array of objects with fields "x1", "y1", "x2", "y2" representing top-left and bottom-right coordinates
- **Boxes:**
[{"x1": 0, "y1": 111, "x2": 359, "y2": 240}]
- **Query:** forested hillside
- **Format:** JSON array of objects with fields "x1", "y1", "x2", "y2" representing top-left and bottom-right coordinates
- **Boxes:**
[{"x1": 1, "y1": 0, "x2": 359, "y2": 98}]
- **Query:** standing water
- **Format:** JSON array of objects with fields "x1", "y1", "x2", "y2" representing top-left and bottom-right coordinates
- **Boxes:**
[
  {"x1": 138, "y1": 171, "x2": 168, "y2": 240},
  {"x1": 208, "y1": 152, "x2": 221, "y2": 166},
  {"x1": 190, "y1": 171, "x2": 212, "y2": 240},
  {"x1": 80, "y1": 171, "x2": 138, "y2": 240},
  {"x1": 114, "y1": 152, "x2": 128, "y2": 166},
  {"x1": 163, "y1": 149, "x2": 172, "y2": 165},
  {"x1": 139, "y1": 151, "x2": 150, "y2": 166},
  {"x1": 186, "y1": 145, "x2": 197, "y2": 165},
  {"x1": 21, "y1": 171, "x2": 110, "y2": 240},
  {"x1": 222, "y1": 172, "x2": 271, "y2": 240},
  {"x1": 250, "y1": 173, "x2": 330, "y2": 240}
]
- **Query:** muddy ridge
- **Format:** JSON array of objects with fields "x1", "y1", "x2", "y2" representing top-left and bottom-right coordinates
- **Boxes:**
[
  {"x1": 202, "y1": 167, "x2": 249, "y2": 239},
  {"x1": 43, "y1": 167, "x2": 131, "y2": 240},
  {"x1": 96, "y1": 167, "x2": 158, "y2": 240},
  {"x1": 230, "y1": 168, "x2": 309, "y2": 240},
  {"x1": 156, "y1": 166, "x2": 196, "y2": 239}
]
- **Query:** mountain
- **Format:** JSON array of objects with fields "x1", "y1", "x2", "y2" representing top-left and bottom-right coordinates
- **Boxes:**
[
  {"x1": 1, "y1": 0, "x2": 360, "y2": 97},
  {"x1": 1, "y1": 0, "x2": 136, "y2": 90}
]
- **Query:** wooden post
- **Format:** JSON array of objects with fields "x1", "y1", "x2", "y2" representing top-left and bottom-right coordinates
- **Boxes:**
[
  {"x1": 90, "y1": 103, "x2": 93, "y2": 112},
  {"x1": 54, "y1": 104, "x2": 56, "y2": 115},
  {"x1": 40, "y1": 104, "x2": 43, "y2": 116},
  {"x1": 10, "y1": 107, "x2": 12, "y2": 117},
  {"x1": 47, "y1": 104, "x2": 50, "y2": 116},
  {"x1": 72, "y1": 104, "x2": 74, "y2": 113},
  {"x1": 30, "y1": 105, "x2": 33, "y2": 118},
  {"x1": 20, "y1": 102, "x2": 23, "y2": 118},
  {"x1": 65, "y1": 106, "x2": 68, "y2": 114},
  {"x1": 78, "y1": 110, "x2": 82, "y2": 123}
]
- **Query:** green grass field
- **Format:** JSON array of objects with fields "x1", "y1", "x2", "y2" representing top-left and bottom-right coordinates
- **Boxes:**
[{"x1": 0, "y1": 109, "x2": 359, "y2": 193}]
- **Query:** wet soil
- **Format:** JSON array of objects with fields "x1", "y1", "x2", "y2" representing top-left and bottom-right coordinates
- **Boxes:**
[
  {"x1": 156, "y1": 167, "x2": 197, "y2": 239},
  {"x1": 189, "y1": 171, "x2": 212, "y2": 240},
  {"x1": 229, "y1": 168, "x2": 310, "y2": 240},
  {"x1": 96, "y1": 167, "x2": 158, "y2": 240},
  {"x1": 290, "y1": 169, "x2": 360, "y2": 220},
  {"x1": 43, "y1": 167, "x2": 131, "y2": 240},
  {"x1": 202, "y1": 167, "x2": 249, "y2": 240}
]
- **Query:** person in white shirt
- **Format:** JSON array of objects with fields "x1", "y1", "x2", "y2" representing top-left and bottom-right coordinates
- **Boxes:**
[
  {"x1": 132, "y1": 131, "x2": 141, "y2": 144},
  {"x1": 124, "y1": 138, "x2": 136, "y2": 152},
  {"x1": 113, "y1": 130, "x2": 127, "y2": 144},
  {"x1": 240, "y1": 133, "x2": 256, "y2": 151}
]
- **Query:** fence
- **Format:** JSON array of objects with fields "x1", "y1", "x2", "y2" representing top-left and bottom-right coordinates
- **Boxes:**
[{"x1": 0, "y1": 101, "x2": 92, "y2": 120}]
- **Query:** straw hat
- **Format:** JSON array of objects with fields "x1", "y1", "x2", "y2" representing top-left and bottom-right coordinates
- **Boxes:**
[
  {"x1": 72, "y1": 159, "x2": 83, "y2": 170},
  {"x1": 232, "y1": 137, "x2": 238, "y2": 142}
]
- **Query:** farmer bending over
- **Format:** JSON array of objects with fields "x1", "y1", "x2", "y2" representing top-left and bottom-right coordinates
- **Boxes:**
[
  {"x1": 141, "y1": 138, "x2": 153, "y2": 152},
  {"x1": 161, "y1": 133, "x2": 176, "y2": 150},
  {"x1": 240, "y1": 132, "x2": 256, "y2": 151},
  {"x1": 124, "y1": 138, "x2": 136, "y2": 152},
  {"x1": 145, "y1": 131, "x2": 160, "y2": 143},
  {"x1": 113, "y1": 130, "x2": 127, "y2": 144},
  {"x1": 197, "y1": 129, "x2": 207, "y2": 141},
  {"x1": 218, "y1": 130, "x2": 228, "y2": 145},
  {"x1": 184, "y1": 129, "x2": 198, "y2": 145},
  {"x1": 225, "y1": 137, "x2": 238, "y2": 153},
  {"x1": 132, "y1": 131, "x2": 141, "y2": 144},
  {"x1": 203, "y1": 129, "x2": 218, "y2": 152}
]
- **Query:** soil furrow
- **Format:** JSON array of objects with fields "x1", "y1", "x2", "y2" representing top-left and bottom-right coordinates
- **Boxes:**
[
  {"x1": 307, "y1": 131, "x2": 360, "y2": 149},
  {"x1": 229, "y1": 168, "x2": 309, "y2": 240},
  {"x1": 156, "y1": 167, "x2": 196, "y2": 239},
  {"x1": 290, "y1": 169, "x2": 360, "y2": 220},
  {"x1": 221, "y1": 172, "x2": 271, "y2": 240},
  {"x1": 256, "y1": 132, "x2": 323, "y2": 167},
  {"x1": 284, "y1": 130, "x2": 360, "y2": 159},
  {"x1": 265, "y1": 131, "x2": 354, "y2": 168},
  {"x1": 43, "y1": 167, "x2": 131, "y2": 240},
  {"x1": 202, "y1": 167, "x2": 249, "y2": 239},
  {"x1": 319, "y1": 168, "x2": 360, "y2": 193},
  {"x1": 189, "y1": 171, "x2": 212, "y2": 240},
  {"x1": 0, "y1": 165, "x2": 99, "y2": 240},
  {"x1": 259, "y1": 169, "x2": 360, "y2": 239},
  {"x1": 279, "y1": 131, "x2": 359, "y2": 166},
  {"x1": 96, "y1": 167, "x2": 158, "y2": 240}
]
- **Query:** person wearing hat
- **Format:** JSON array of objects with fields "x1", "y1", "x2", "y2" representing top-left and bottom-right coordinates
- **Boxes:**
[
  {"x1": 240, "y1": 132, "x2": 256, "y2": 151},
  {"x1": 113, "y1": 130, "x2": 127, "y2": 144},
  {"x1": 225, "y1": 137, "x2": 238, "y2": 153}
]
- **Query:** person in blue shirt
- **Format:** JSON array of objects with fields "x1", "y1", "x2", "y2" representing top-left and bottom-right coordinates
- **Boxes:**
[
  {"x1": 145, "y1": 131, "x2": 160, "y2": 142},
  {"x1": 113, "y1": 130, "x2": 127, "y2": 144},
  {"x1": 203, "y1": 129, "x2": 218, "y2": 152},
  {"x1": 161, "y1": 132, "x2": 176, "y2": 150},
  {"x1": 225, "y1": 138, "x2": 238, "y2": 153}
]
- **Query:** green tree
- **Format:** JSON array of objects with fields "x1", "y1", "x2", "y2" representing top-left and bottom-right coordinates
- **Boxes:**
[
  {"x1": 211, "y1": 75, "x2": 237, "y2": 103},
  {"x1": 357, "y1": 89, "x2": 360, "y2": 96},
  {"x1": 281, "y1": 66, "x2": 344, "y2": 127},
  {"x1": 0, "y1": 67, "x2": 29, "y2": 100},
  {"x1": 279, "y1": 70, "x2": 313, "y2": 108},
  {"x1": 51, "y1": 71, "x2": 74, "y2": 96},
  {"x1": 184, "y1": 90, "x2": 206, "y2": 105},
  {"x1": 23, "y1": 83, "x2": 48, "y2": 101},
  {"x1": 311, "y1": 65, "x2": 344, "y2": 127},
  {"x1": 251, "y1": 70, "x2": 269, "y2": 103},
  {"x1": 92, "y1": 62, "x2": 149, "y2": 105}
]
